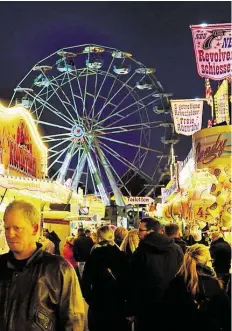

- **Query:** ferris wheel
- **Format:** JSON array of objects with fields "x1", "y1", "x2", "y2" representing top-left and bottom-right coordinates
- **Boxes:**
[{"x1": 9, "y1": 44, "x2": 176, "y2": 206}]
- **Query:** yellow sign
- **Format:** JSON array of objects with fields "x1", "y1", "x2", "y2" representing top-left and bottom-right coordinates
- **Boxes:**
[
  {"x1": 0, "y1": 104, "x2": 47, "y2": 178},
  {"x1": 193, "y1": 125, "x2": 232, "y2": 169},
  {"x1": 88, "y1": 200, "x2": 106, "y2": 218},
  {"x1": 214, "y1": 80, "x2": 230, "y2": 124}
]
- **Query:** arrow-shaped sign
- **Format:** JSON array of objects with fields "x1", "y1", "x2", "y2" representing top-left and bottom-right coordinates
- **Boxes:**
[{"x1": 126, "y1": 196, "x2": 154, "y2": 205}]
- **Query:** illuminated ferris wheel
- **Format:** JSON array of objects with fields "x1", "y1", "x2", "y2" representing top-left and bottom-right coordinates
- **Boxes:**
[{"x1": 9, "y1": 44, "x2": 176, "y2": 206}]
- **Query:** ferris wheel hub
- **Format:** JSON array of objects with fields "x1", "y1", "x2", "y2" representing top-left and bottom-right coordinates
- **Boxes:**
[{"x1": 71, "y1": 124, "x2": 85, "y2": 140}]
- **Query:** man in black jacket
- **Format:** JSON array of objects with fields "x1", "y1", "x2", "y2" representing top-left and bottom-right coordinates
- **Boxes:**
[
  {"x1": 128, "y1": 218, "x2": 183, "y2": 331},
  {"x1": 0, "y1": 200, "x2": 84, "y2": 331},
  {"x1": 74, "y1": 228, "x2": 94, "y2": 277},
  {"x1": 165, "y1": 223, "x2": 187, "y2": 253},
  {"x1": 210, "y1": 231, "x2": 231, "y2": 283}
]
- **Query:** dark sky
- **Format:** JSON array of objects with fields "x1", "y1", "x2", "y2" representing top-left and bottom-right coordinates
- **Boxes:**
[{"x1": 0, "y1": 1, "x2": 230, "y2": 180}]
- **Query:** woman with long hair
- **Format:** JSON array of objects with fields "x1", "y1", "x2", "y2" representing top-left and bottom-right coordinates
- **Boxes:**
[
  {"x1": 120, "y1": 229, "x2": 139, "y2": 260},
  {"x1": 162, "y1": 244, "x2": 230, "y2": 331},
  {"x1": 82, "y1": 226, "x2": 129, "y2": 331},
  {"x1": 114, "y1": 226, "x2": 128, "y2": 247}
]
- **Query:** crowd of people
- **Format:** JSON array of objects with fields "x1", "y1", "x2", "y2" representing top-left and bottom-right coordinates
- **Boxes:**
[{"x1": 0, "y1": 200, "x2": 231, "y2": 331}]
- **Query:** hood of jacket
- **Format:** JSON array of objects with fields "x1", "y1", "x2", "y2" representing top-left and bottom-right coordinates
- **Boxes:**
[
  {"x1": 174, "y1": 237, "x2": 186, "y2": 244},
  {"x1": 140, "y1": 232, "x2": 175, "y2": 253}
]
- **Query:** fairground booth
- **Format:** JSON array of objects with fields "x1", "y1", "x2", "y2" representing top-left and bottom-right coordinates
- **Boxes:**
[{"x1": 0, "y1": 103, "x2": 106, "y2": 254}]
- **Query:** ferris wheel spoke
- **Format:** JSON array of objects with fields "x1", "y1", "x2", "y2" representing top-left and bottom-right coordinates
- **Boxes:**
[
  {"x1": 92, "y1": 59, "x2": 125, "y2": 121},
  {"x1": 97, "y1": 120, "x2": 162, "y2": 132},
  {"x1": 105, "y1": 98, "x2": 158, "y2": 130},
  {"x1": 82, "y1": 49, "x2": 91, "y2": 118},
  {"x1": 90, "y1": 58, "x2": 115, "y2": 119},
  {"x1": 31, "y1": 81, "x2": 62, "y2": 119},
  {"x1": 42, "y1": 135, "x2": 72, "y2": 143},
  {"x1": 88, "y1": 163, "x2": 98, "y2": 196},
  {"x1": 95, "y1": 142, "x2": 131, "y2": 197},
  {"x1": 47, "y1": 143, "x2": 72, "y2": 170},
  {"x1": 99, "y1": 136, "x2": 163, "y2": 154},
  {"x1": 90, "y1": 70, "x2": 98, "y2": 119},
  {"x1": 70, "y1": 69, "x2": 86, "y2": 115},
  {"x1": 86, "y1": 151, "x2": 110, "y2": 205},
  {"x1": 34, "y1": 120, "x2": 71, "y2": 132},
  {"x1": 45, "y1": 80, "x2": 77, "y2": 123},
  {"x1": 94, "y1": 89, "x2": 157, "y2": 128},
  {"x1": 100, "y1": 58, "x2": 127, "y2": 112},
  {"x1": 71, "y1": 149, "x2": 88, "y2": 191},
  {"x1": 50, "y1": 167, "x2": 63, "y2": 180},
  {"x1": 99, "y1": 73, "x2": 146, "y2": 121},
  {"x1": 62, "y1": 57, "x2": 80, "y2": 122},
  {"x1": 93, "y1": 71, "x2": 137, "y2": 121},
  {"x1": 26, "y1": 90, "x2": 74, "y2": 127},
  {"x1": 42, "y1": 132, "x2": 72, "y2": 139},
  {"x1": 101, "y1": 126, "x2": 157, "y2": 135},
  {"x1": 52, "y1": 75, "x2": 77, "y2": 114},
  {"x1": 48, "y1": 137, "x2": 72, "y2": 152},
  {"x1": 152, "y1": 154, "x2": 163, "y2": 180},
  {"x1": 98, "y1": 141, "x2": 152, "y2": 182}
]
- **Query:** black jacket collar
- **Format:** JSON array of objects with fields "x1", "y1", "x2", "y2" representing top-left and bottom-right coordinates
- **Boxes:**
[{"x1": 7, "y1": 242, "x2": 43, "y2": 270}]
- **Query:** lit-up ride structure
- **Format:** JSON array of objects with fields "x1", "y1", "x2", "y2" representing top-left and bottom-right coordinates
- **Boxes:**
[{"x1": 9, "y1": 44, "x2": 175, "y2": 206}]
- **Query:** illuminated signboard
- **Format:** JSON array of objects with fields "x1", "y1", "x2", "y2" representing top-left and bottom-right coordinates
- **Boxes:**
[
  {"x1": 193, "y1": 125, "x2": 231, "y2": 168},
  {"x1": 0, "y1": 104, "x2": 47, "y2": 178}
]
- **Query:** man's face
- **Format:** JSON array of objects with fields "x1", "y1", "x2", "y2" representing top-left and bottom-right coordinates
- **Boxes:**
[
  {"x1": 138, "y1": 222, "x2": 149, "y2": 240},
  {"x1": 4, "y1": 210, "x2": 37, "y2": 255}
]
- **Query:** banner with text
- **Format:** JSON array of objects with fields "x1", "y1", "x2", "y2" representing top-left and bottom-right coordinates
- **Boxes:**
[
  {"x1": 171, "y1": 99, "x2": 204, "y2": 136},
  {"x1": 214, "y1": 79, "x2": 230, "y2": 124},
  {"x1": 190, "y1": 23, "x2": 232, "y2": 80}
]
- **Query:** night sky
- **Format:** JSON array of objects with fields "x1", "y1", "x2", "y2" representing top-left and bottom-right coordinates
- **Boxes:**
[{"x1": 0, "y1": 1, "x2": 231, "y2": 186}]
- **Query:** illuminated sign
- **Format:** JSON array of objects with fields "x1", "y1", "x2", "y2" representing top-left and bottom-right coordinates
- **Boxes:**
[
  {"x1": 0, "y1": 104, "x2": 47, "y2": 178},
  {"x1": 214, "y1": 80, "x2": 230, "y2": 124},
  {"x1": 193, "y1": 126, "x2": 231, "y2": 168}
]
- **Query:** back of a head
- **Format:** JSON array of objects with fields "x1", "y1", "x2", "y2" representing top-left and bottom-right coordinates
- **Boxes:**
[
  {"x1": 43, "y1": 230, "x2": 50, "y2": 239},
  {"x1": 85, "y1": 229, "x2": 91, "y2": 236},
  {"x1": 140, "y1": 217, "x2": 161, "y2": 233},
  {"x1": 114, "y1": 226, "x2": 128, "y2": 241},
  {"x1": 211, "y1": 231, "x2": 223, "y2": 242},
  {"x1": 179, "y1": 244, "x2": 214, "y2": 296},
  {"x1": 4, "y1": 200, "x2": 40, "y2": 226},
  {"x1": 97, "y1": 225, "x2": 114, "y2": 244},
  {"x1": 128, "y1": 229, "x2": 139, "y2": 253},
  {"x1": 165, "y1": 223, "x2": 179, "y2": 238},
  {"x1": 78, "y1": 228, "x2": 84, "y2": 236},
  {"x1": 66, "y1": 236, "x2": 74, "y2": 245},
  {"x1": 120, "y1": 229, "x2": 139, "y2": 253}
]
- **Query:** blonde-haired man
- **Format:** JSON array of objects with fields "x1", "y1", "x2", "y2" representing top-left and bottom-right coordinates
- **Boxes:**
[{"x1": 0, "y1": 200, "x2": 84, "y2": 331}]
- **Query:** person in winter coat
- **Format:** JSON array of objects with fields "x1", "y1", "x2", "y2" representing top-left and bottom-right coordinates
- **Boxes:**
[
  {"x1": 162, "y1": 244, "x2": 230, "y2": 331},
  {"x1": 165, "y1": 223, "x2": 187, "y2": 253},
  {"x1": 73, "y1": 228, "x2": 94, "y2": 277},
  {"x1": 39, "y1": 231, "x2": 55, "y2": 254},
  {"x1": 63, "y1": 236, "x2": 77, "y2": 268},
  {"x1": 210, "y1": 231, "x2": 231, "y2": 296},
  {"x1": 120, "y1": 229, "x2": 139, "y2": 261},
  {"x1": 82, "y1": 225, "x2": 129, "y2": 331},
  {"x1": 127, "y1": 218, "x2": 183, "y2": 331},
  {"x1": 114, "y1": 226, "x2": 128, "y2": 247},
  {"x1": 63, "y1": 235, "x2": 82, "y2": 287},
  {"x1": 0, "y1": 200, "x2": 84, "y2": 331},
  {"x1": 210, "y1": 231, "x2": 231, "y2": 275}
]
